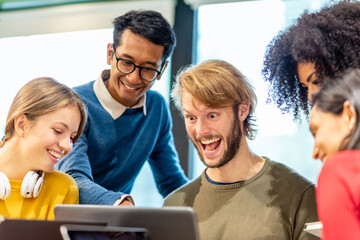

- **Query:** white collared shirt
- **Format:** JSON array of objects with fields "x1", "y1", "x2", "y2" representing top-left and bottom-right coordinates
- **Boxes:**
[{"x1": 93, "y1": 74, "x2": 147, "y2": 120}]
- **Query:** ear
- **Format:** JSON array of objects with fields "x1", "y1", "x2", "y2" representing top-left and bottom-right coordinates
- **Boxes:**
[
  {"x1": 156, "y1": 61, "x2": 169, "y2": 80},
  {"x1": 238, "y1": 101, "x2": 250, "y2": 122},
  {"x1": 14, "y1": 114, "x2": 29, "y2": 137},
  {"x1": 106, "y1": 43, "x2": 114, "y2": 65},
  {"x1": 342, "y1": 100, "x2": 357, "y2": 131}
]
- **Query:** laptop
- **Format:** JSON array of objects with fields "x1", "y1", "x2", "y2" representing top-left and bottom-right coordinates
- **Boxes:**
[
  {"x1": 55, "y1": 205, "x2": 200, "y2": 240},
  {"x1": 60, "y1": 224, "x2": 149, "y2": 240},
  {"x1": 0, "y1": 218, "x2": 107, "y2": 240}
]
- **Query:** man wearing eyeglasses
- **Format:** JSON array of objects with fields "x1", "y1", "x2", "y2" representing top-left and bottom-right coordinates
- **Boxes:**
[{"x1": 56, "y1": 10, "x2": 188, "y2": 206}]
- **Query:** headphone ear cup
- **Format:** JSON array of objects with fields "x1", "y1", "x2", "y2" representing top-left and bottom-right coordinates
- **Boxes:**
[
  {"x1": 32, "y1": 171, "x2": 44, "y2": 198},
  {"x1": 21, "y1": 171, "x2": 36, "y2": 198},
  {"x1": 21, "y1": 171, "x2": 44, "y2": 198},
  {"x1": 0, "y1": 171, "x2": 10, "y2": 200}
]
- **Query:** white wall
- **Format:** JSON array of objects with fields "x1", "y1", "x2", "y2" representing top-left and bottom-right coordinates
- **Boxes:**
[{"x1": 0, "y1": 0, "x2": 176, "y2": 38}]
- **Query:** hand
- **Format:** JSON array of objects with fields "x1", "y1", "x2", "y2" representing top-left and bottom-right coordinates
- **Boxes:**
[{"x1": 119, "y1": 199, "x2": 134, "y2": 207}]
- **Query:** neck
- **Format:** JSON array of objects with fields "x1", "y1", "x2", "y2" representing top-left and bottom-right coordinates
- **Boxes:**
[
  {"x1": 0, "y1": 138, "x2": 30, "y2": 180},
  {"x1": 206, "y1": 139, "x2": 265, "y2": 183}
]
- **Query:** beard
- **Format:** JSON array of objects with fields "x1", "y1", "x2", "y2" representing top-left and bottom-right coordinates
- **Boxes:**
[{"x1": 190, "y1": 108, "x2": 242, "y2": 168}]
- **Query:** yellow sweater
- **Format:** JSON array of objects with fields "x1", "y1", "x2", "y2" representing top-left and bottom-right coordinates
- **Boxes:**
[{"x1": 0, "y1": 170, "x2": 78, "y2": 220}]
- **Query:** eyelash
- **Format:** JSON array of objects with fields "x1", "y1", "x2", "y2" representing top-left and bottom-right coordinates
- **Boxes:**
[
  {"x1": 209, "y1": 113, "x2": 217, "y2": 118},
  {"x1": 185, "y1": 113, "x2": 218, "y2": 120},
  {"x1": 312, "y1": 80, "x2": 323, "y2": 86},
  {"x1": 53, "y1": 129, "x2": 62, "y2": 134},
  {"x1": 186, "y1": 116, "x2": 196, "y2": 121},
  {"x1": 54, "y1": 129, "x2": 75, "y2": 142}
]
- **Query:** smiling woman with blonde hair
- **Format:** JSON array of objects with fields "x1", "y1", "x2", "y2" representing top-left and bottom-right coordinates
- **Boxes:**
[{"x1": 0, "y1": 77, "x2": 87, "y2": 220}]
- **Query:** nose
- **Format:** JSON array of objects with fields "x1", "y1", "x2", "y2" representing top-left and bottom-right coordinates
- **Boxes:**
[
  {"x1": 126, "y1": 68, "x2": 142, "y2": 84},
  {"x1": 308, "y1": 92, "x2": 313, "y2": 104},
  {"x1": 195, "y1": 119, "x2": 210, "y2": 137},
  {"x1": 308, "y1": 85, "x2": 322, "y2": 105},
  {"x1": 312, "y1": 146, "x2": 320, "y2": 160},
  {"x1": 308, "y1": 88, "x2": 314, "y2": 104},
  {"x1": 59, "y1": 136, "x2": 73, "y2": 155}
]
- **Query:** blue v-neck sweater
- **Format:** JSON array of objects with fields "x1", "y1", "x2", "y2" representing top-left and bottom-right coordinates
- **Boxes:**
[{"x1": 56, "y1": 80, "x2": 188, "y2": 205}]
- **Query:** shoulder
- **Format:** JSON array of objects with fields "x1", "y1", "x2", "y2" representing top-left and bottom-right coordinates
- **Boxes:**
[
  {"x1": 164, "y1": 176, "x2": 202, "y2": 206},
  {"x1": 73, "y1": 81, "x2": 95, "y2": 98},
  {"x1": 45, "y1": 170, "x2": 77, "y2": 186},
  {"x1": 319, "y1": 150, "x2": 360, "y2": 182},
  {"x1": 263, "y1": 159, "x2": 317, "y2": 216},
  {"x1": 173, "y1": 175, "x2": 202, "y2": 193},
  {"x1": 147, "y1": 89, "x2": 164, "y2": 98},
  {"x1": 43, "y1": 171, "x2": 79, "y2": 204},
  {"x1": 266, "y1": 158, "x2": 314, "y2": 188},
  {"x1": 146, "y1": 90, "x2": 172, "y2": 122},
  {"x1": 146, "y1": 90, "x2": 167, "y2": 105},
  {"x1": 323, "y1": 150, "x2": 360, "y2": 170}
]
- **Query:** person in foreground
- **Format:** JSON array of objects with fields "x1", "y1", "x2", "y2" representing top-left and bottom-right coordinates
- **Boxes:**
[
  {"x1": 56, "y1": 10, "x2": 188, "y2": 206},
  {"x1": 309, "y1": 69, "x2": 360, "y2": 240},
  {"x1": 0, "y1": 77, "x2": 87, "y2": 220},
  {"x1": 262, "y1": 0, "x2": 360, "y2": 120},
  {"x1": 163, "y1": 59, "x2": 318, "y2": 240}
]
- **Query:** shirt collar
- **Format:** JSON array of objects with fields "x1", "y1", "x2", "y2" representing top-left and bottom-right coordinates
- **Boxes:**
[{"x1": 93, "y1": 70, "x2": 147, "y2": 120}]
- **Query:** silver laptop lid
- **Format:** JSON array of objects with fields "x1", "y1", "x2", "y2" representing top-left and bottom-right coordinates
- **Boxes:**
[{"x1": 55, "y1": 205, "x2": 200, "y2": 240}]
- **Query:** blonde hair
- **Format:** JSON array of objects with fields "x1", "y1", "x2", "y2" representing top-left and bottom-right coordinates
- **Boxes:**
[
  {"x1": 172, "y1": 59, "x2": 257, "y2": 139},
  {"x1": 1, "y1": 77, "x2": 87, "y2": 147}
]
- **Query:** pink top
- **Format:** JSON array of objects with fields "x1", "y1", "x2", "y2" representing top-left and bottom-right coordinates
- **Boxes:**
[{"x1": 317, "y1": 150, "x2": 360, "y2": 240}]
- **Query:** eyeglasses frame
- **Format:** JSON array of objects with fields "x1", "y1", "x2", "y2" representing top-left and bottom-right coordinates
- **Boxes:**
[{"x1": 112, "y1": 44, "x2": 163, "y2": 82}]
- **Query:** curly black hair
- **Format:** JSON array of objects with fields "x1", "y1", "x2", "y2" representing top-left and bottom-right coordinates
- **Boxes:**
[{"x1": 262, "y1": 0, "x2": 360, "y2": 120}]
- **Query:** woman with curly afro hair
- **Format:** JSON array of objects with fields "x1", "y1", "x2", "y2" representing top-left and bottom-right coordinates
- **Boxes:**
[{"x1": 262, "y1": 0, "x2": 360, "y2": 120}]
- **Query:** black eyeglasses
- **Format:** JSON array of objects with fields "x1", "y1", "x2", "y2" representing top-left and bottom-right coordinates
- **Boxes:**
[{"x1": 113, "y1": 45, "x2": 162, "y2": 82}]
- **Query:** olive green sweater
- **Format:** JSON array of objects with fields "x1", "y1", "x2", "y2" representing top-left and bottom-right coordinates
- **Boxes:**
[{"x1": 164, "y1": 158, "x2": 318, "y2": 240}]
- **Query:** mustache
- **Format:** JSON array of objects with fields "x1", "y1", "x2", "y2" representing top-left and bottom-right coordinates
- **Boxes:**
[{"x1": 194, "y1": 134, "x2": 221, "y2": 142}]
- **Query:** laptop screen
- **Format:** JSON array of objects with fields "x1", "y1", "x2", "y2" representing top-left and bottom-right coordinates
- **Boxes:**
[
  {"x1": 0, "y1": 219, "x2": 107, "y2": 240},
  {"x1": 60, "y1": 225, "x2": 148, "y2": 240}
]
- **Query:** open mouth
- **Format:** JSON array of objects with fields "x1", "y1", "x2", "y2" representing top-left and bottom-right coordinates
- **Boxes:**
[
  {"x1": 120, "y1": 79, "x2": 142, "y2": 93},
  {"x1": 47, "y1": 150, "x2": 62, "y2": 160},
  {"x1": 200, "y1": 137, "x2": 221, "y2": 152}
]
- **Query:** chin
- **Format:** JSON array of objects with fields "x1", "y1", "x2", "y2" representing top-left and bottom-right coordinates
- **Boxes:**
[
  {"x1": 206, "y1": 164, "x2": 221, "y2": 169},
  {"x1": 43, "y1": 165, "x2": 55, "y2": 173},
  {"x1": 202, "y1": 157, "x2": 223, "y2": 168}
]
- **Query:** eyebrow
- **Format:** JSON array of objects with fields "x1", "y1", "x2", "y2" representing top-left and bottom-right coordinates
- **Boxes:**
[
  {"x1": 55, "y1": 122, "x2": 69, "y2": 129},
  {"x1": 182, "y1": 108, "x2": 190, "y2": 115},
  {"x1": 120, "y1": 53, "x2": 158, "y2": 68},
  {"x1": 306, "y1": 72, "x2": 317, "y2": 83}
]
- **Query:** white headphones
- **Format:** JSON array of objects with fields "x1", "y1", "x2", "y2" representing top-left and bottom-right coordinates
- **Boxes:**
[{"x1": 0, "y1": 170, "x2": 44, "y2": 199}]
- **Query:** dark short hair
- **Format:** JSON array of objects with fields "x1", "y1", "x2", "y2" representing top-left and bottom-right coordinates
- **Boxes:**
[
  {"x1": 262, "y1": 1, "x2": 360, "y2": 120},
  {"x1": 112, "y1": 10, "x2": 176, "y2": 65},
  {"x1": 312, "y1": 68, "x2": 360, "y2": 150}
]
